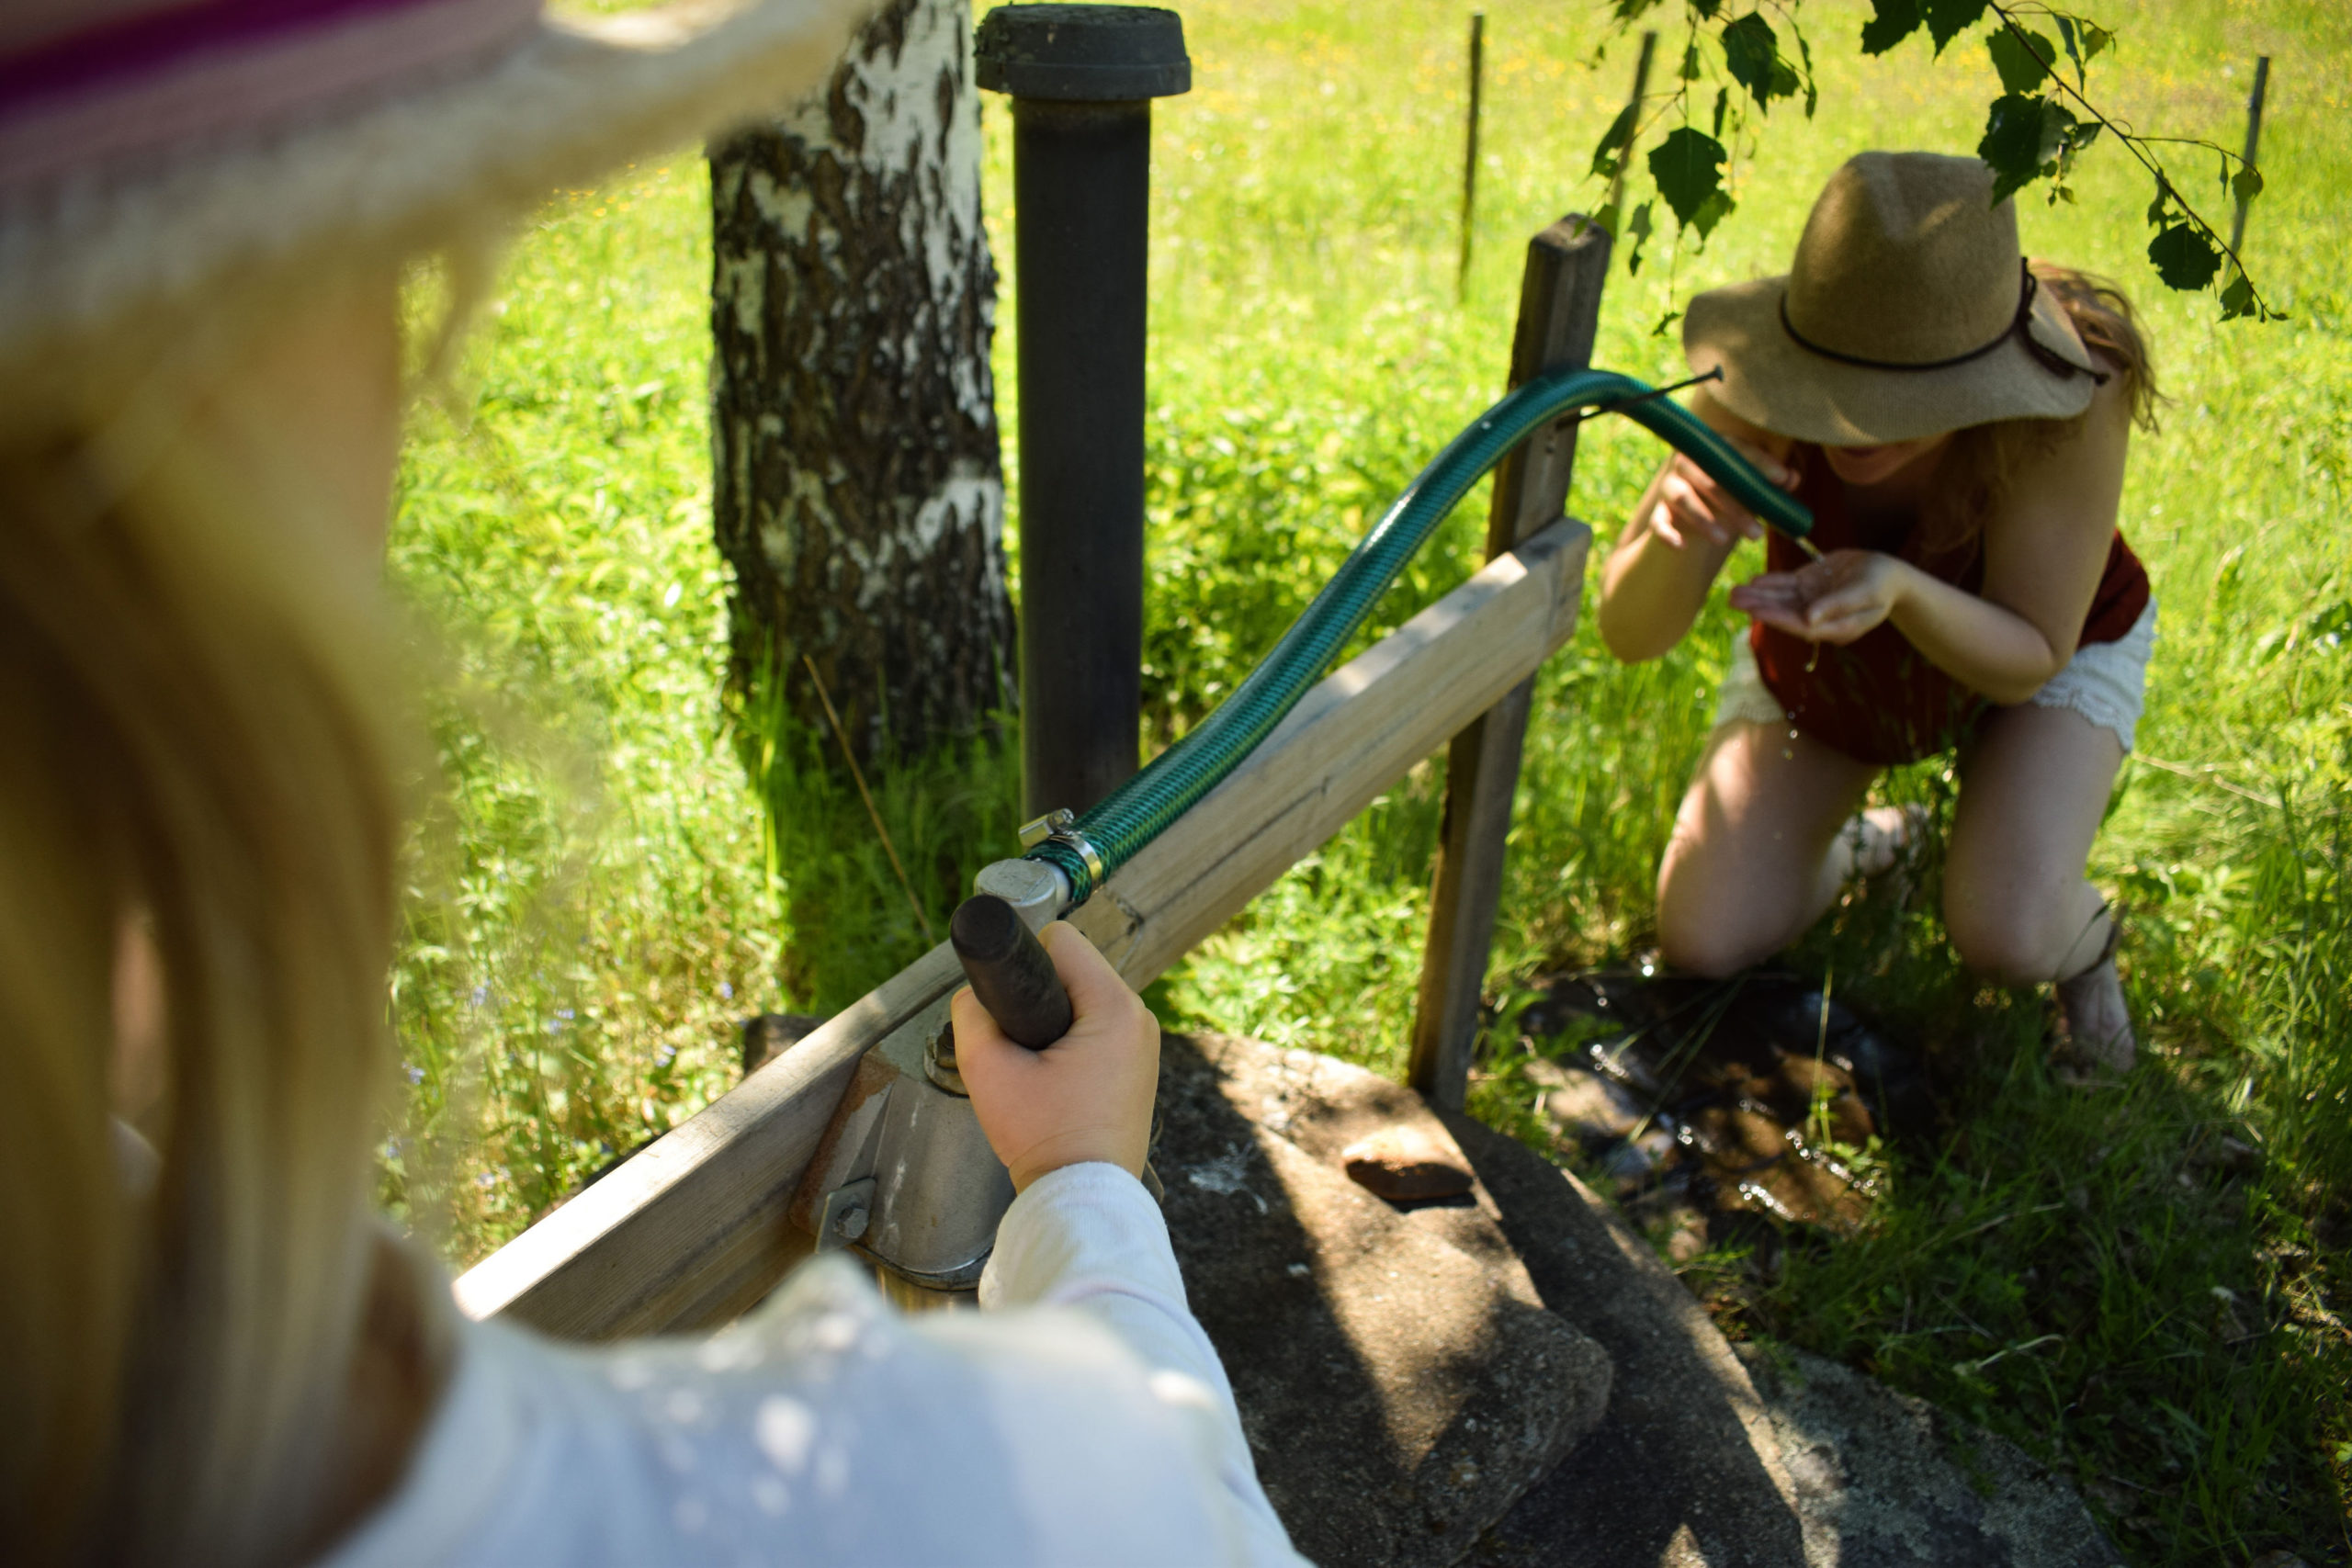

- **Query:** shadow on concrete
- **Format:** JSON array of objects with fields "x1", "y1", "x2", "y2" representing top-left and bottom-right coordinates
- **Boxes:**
[
  {"x1": 1442, "y1": 1109, "x2": 1815, "y2": 1568},
  {"x1": 1158, "y1": 1036, "x2": 1608, "y2": 1568}
]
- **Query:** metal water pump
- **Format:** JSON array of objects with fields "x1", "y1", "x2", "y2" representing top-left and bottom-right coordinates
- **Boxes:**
[{"x1": 786, "y1": 857, "x2": 1080, "y2": 1304}]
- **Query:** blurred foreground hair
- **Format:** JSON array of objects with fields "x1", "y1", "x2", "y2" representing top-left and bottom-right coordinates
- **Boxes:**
[{"x1": 0, "y1": 352, "x2": 407, "y2": 1566}]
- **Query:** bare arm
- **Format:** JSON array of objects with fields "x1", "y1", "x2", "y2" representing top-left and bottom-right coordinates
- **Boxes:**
[
  {"x1": 1729, "y1": 373, "x2": 2132, "y2": 704},
  {"x1": 1596, "y1": 387, "x2": 1798, "y2": 664},
  {"x1": 1901, "y1": 375, "x2": 2132, "y2": 699}
]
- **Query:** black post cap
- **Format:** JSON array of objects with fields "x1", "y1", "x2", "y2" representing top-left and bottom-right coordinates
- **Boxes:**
[{"x1": 975, "y1": 5, "x2": 1190, "y2": 101}]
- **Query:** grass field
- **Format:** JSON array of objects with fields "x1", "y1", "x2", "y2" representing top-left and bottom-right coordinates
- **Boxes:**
[{"x1": 389, "y1": 0, "x2": 2349, "y2": 1558}]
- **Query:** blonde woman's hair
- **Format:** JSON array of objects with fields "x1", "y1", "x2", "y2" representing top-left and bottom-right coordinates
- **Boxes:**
[
  {"x1": 0, "y1": 350, "x2": 407, "y2": 1563},
  {"x1": 1917, "y1": 263, "x2": 2162, "y2": 565}
]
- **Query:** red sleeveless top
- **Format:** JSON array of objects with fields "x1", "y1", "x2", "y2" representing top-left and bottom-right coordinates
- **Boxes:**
[{"x1": 1750, "y1": 447, "x2": 2150, "y2": 766}]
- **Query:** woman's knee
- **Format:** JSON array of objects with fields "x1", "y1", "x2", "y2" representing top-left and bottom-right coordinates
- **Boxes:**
[
  {"x1": 1657, "y1": 925, "x2": 1771, "y2": 980},
  {"x1": 1942, "y1": 884, "x2": 2072, "y2": 985},
  {"x1": 1656, "y1": 876, "x2": 1787, "y2": 978}
]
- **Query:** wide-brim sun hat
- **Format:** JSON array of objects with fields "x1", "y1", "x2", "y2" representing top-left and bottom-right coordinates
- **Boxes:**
[
  {"x1": 0, "y1": 0, "x2": 875, "y2": 428},
  {"x1": 1682, "y1": 151, "x2": 2107, "y2": 446}
]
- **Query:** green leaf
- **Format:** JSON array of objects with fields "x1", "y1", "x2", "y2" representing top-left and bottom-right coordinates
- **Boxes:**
[
  {"x1": 1679, "y1": 40, "x2": 1702, "y2": 81},
  {"x1": 2054, "y1": 15, "x2": 2083, "y2": 83},
  {"x1": 2220, "y1": 271, "x2": 2257, "y2": 320},
  {"x1": 1649, "y1": 127, "x2": 1729, "y2": 227},
  {"x1": 2148, "y1": 223, "x2": 2222, "y2": 291},
  {"x1": 1611, "y1": 0, "x2": 1667, "y2": 20},
  {"x1": 2146, "y1": 176, "x2": 2171, "y2": 226},
  {"x1": 1860, "y1": 0, "x2": 1921, "y2": 55},
  {"x1": 1985, "y1": 25, "x2": 2056, "y2": 94},
  {"x1": 1589, "y1": 103, "x2": 1637, "y2": 179},
  {"x1": 1690, "y1": 186, "x2": 1736, "y2": 243},
  {"x1": 1978, "y1": 94, "x2": 2053, "y2": 204},
  {"x1": 1723, "y1": 14, "x2": 1792, "y2": 109},
  {"x1": 2080, "y1": 22, "x2": 2112, "y2": 61},
  {"x1": 1652, "y1": 308, "x2": 1686, "y2": 338},
  {"x1": 1690, "y1": 0, "x2": 1724, "y2": 18},
  {"x1": 2233, "y1": 165, "x2": 2265, "y2": 203},
  {"x1": 1712, "y1": 85, "x2": 1730, "y2": 140},
  {"x1": 1624, "y1": 200, "x2": 1656, "y2": 276},
  {"x1": 1924, "y1": 0, "x2": 1989, "y2": 52}
]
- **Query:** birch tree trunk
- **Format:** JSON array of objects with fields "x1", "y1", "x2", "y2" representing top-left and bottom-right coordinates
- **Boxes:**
[{"x1": 710, "y1": 0, "x2": 1012, "y2": 768}]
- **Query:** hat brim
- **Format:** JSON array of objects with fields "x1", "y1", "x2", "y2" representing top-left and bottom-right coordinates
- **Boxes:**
[
  {"x1": 1, "y1": 0, "x2": 870, "y2": 415},
  {"x1": 1682, "y1": 272, "x2": 2099, "y2": 446}
]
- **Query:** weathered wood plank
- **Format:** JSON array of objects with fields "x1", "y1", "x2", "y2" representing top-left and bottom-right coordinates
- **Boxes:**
[
  {"x1": 1409, "y1": 215, "x2": 1611, "y2": 1110},
  {"x1": 1070, "y1": 519, "x2": 1589, "y2": 983},
  {"x1": 458, "y1": 516, "x2": 1589, "y2": 1337},
  {"x1": 452, "y1": 942, "x2": 963, "y2": 1335}
]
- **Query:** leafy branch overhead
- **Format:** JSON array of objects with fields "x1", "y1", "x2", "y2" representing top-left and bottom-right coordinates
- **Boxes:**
[{"x1": 1589, "y1": 0, "x2": 2280, "y2": 321}]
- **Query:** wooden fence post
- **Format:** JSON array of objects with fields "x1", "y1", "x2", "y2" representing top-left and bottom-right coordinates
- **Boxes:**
[
  {"x1": 1456, "y1": 12, "x2": 1485, "y2": 301},
  {"x1": 1408, "y1": 214, "x2": 1611, "y2": 1111},
  {"x1": 2227, "y1": 55, "x2": 2270, "y2": 260}
]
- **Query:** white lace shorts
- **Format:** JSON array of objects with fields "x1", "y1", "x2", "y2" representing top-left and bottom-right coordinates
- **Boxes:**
[{"x1": 1713, "y1": 600, "x2": 2158, "y2": 754}]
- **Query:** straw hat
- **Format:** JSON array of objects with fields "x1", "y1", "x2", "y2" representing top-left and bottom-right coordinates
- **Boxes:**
[
  {"x1": 1682, "y1": 152, "x2": 2107, "y2": 446},
  {"x1": 0, "y1": 0, "x2": 872, "y2": 425}
]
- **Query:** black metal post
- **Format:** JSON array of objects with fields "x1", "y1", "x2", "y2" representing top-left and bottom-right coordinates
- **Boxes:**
[{"x1": 976, "y1": 6, "x2": 1189, "y2": 821}]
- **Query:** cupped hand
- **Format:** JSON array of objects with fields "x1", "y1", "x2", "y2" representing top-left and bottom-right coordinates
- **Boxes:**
[
  {"x1": 1645, "y1": 435, "x2": 1798, "y2": 552},
  {"x1": 1728, "y1": 548, "x2": 1913, "y2": 644},
  {"x1": 954, "y1": 923, "x2": 1159, "y2": 1192}
]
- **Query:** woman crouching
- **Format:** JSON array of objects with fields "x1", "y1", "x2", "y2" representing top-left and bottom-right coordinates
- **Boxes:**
[{"x1": 1598, "y1": 152, "x2": 2159, "y2": 1071}]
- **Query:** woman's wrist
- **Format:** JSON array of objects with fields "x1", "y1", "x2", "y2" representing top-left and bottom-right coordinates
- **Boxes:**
[{"x1": 1880, "y1": 556, "x2": 1931, "y2": 628}]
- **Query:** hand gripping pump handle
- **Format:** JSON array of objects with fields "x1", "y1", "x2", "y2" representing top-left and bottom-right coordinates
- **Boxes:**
[{"x1": 950, "y1": 893, "x2": 1073, "y2": 1050}]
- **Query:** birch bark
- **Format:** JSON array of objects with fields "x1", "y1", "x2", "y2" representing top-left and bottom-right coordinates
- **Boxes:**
[{"x1": 710, "y1": 0, "x2": 1012, "y2": 767}]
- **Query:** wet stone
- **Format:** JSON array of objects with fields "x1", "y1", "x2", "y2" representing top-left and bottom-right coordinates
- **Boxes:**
[
  {"x1": 1514, "y1": 970, "x2": 1926, "y2": 1234},
  {"x1": 1523, "y1": 1056, "x2": 1644, "y2": 1142}
]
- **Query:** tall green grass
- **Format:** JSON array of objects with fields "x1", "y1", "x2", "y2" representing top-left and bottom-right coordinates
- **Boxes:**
[{"x1": 390, "y1": 0, "x2": 2348, "y2": 1555}]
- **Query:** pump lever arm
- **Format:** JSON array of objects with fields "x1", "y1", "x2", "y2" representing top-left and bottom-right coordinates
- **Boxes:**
[{"x1": 949, "y1": 893, "x2": 1073, "y2": 1050}]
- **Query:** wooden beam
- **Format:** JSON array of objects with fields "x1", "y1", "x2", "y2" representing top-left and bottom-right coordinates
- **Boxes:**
[
  {"x1": 457, "y1": 517, "x2": 1589, "y2": 1337},
  {"x1": 1409, "y1": 215, "x2": 1611, "y2": 1111},
  {"x1": 452, "y1": 943, "x2": 962, "y2": 1336},
  {"x1": 1069, "y1": 518, "x2": 1589, "y2": 983}
]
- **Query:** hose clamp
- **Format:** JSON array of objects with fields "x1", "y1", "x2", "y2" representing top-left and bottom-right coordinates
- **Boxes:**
[{"x1": 1018, "y1": 808, "x2": 1105, "y2": 888}]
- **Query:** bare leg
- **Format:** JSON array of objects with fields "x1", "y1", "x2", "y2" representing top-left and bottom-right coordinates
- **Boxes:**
[
  {"x1": 1945, "y1": 705, "x2": 2122, "y2": 981},
  {"x1": 1944, "y1": 704, "x2": 2132, "y2": 1065},
  {"x1": 1657, "y1": 723, "x2": 1879, "y2": 977}
]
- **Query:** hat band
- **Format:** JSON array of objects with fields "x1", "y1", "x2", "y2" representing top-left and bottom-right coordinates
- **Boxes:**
[
  {"x1": 0, "y1": 0, "x2": 538, "y2": 191},
  {"x1": 1779, "y1": 261, "x2": 2107, "y2": 385}
]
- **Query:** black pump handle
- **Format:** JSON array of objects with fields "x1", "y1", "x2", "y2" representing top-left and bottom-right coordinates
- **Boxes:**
[{"x1": 949, "y1": 894, "x2": 1073, "y2": 1051}]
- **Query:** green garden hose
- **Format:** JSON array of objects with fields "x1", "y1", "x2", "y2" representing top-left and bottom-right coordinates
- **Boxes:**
[{"x1": 1026, "y1": 367, "x2": 1812, "y2": 905}]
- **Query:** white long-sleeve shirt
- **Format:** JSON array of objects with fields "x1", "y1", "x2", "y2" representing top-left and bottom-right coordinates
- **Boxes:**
[{"x1": 322, "y1": 1164, "x2": 1306, "y2": 1566}]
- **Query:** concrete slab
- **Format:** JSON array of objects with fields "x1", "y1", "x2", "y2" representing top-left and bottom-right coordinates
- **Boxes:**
[
  {"x1": 1737, "y1": 1345, "x2": 2121, "y2": 1568},
  {"x1": 1442, "y1": 1111, "x2": 2117, "y2": 1568},
  {"x1": 1157, "y1": 1034, "x2": 1613, "y2": 1568},
  {"x1": 1154, "y1": 1033, "x2": 2115, "y2": 1567}
]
